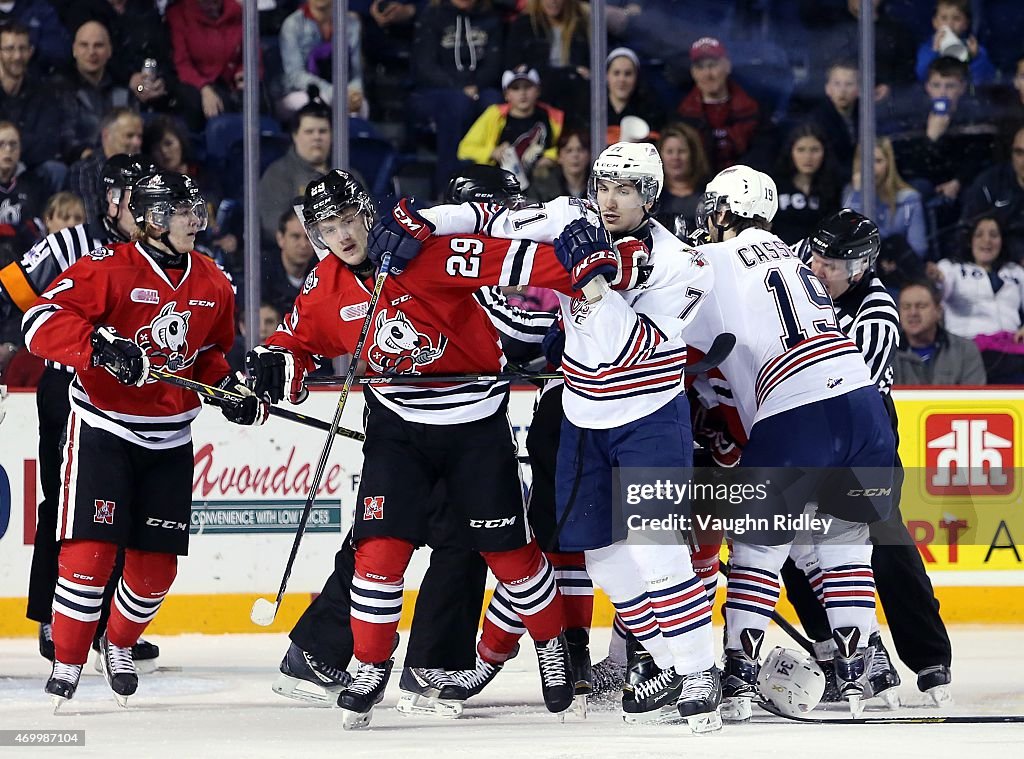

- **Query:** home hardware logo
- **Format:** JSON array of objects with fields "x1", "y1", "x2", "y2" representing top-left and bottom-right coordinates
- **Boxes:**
[{"x1": 925, "y1": 414, "x2": 1014, "y2": 496}]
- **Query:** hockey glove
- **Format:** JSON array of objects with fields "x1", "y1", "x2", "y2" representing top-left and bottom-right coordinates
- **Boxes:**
[
  {"x1": 245, "y1": 346, "x2": 307, "y2": 405},
  {"x1": 610, "y1": 237, "x2": 651, "y2": 291},
  {"x1": 554, "y1": 218, "x2": 617, "y2": 292},
  {"x1": 91, "y1": 326, "x2": 150, "y2": 386},
  {"x1": 367, "y1": 198, "x2": 436, "y2": 275},
  {"x1": 541, "y1": 323, "x2": 565, "y2": 367},
  {"x1": 214, "y1": 372, "x2": 269, "y2": 426}
]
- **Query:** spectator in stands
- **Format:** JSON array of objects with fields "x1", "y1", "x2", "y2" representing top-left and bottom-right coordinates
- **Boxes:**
[
  {"x1": 844, "y1": 137, "x2": 928, "y2": 292},
  {"x1": 457, "y1": 66, "x2": 562, "y2": 190},
  {"x1": 914, "y1": 0, "x2": 995, "y2": 85},
  {"x1": 676, "y1": 37, "x2": 759, "y2": 174},
  {"x1": 655, "y1": 122, "x2": 709, "y2": 232},
  {"x1": 357, "y1": 0, "x2": 419, "y2": 73},
  {"x1": 0, "y1": 121, "x2": 45, "y2": 230},
  {"x1": 262, "y1": 209, "x2": 316, "y2": 316},
  {"x1": 527, "y1": 126, "x2": 589, "y2": 202},
  {"x1": 894, "y1": 279, "x2": 986, "y2": 385},
  {"x1": 41, "y1": 191, "x2": 86, "y2": 235},
  {"x1": 606, "y1": 46, "x2": 664, "y2": 141},
  {"x1": 409, "y1": 0, "x2": 504, "y2": 196},
  {"x1": 58, "y1": 0, "x2": 205, "y2": 132},
  {"x1": 279, "y1": 0, "x2": 366, "y2": 119},
  {"x1": 258, "y1": 98, "x2": 332, "y2": 241},
  {"x1": 166, "y1": 0, "x2": 247, "y2": 120},
  {"x1": 65, "y1": 106, "x2": 142, "y2": 224},
  {"x1": 772, "y1": 123, "x2": 842, "y2": 245},
  {"x1": 960, "y1": 124, "x2": 1024, "y2": 264},
  {"x1": 503, "y1": 0, "x2": 590, "y2": 117},
  {"x1": 810, "y1": 59, "x2": 860, "y2": 178},
  {"x1": 930, "y1": 215, "x2": 1024, "y2": 383},
  {"x1": 0, "y1": 22, "x2": 64, "y2": 193},
  {"x1": 0, "y1": 0, "x2": 71, "y2": 75},
  {"x1": 57, "y1": 19, "x2": 131, "y2": 165}
]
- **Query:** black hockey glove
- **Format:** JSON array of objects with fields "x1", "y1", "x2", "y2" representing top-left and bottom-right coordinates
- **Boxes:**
[
  {"x1": 213, "y1": 372, "x2": 269, "y2": 426},
  {"x1": 541, "y1": 322, "x2": 564, "y2": 367},
  {"x1": 246, "y1": 346, "x2": 308, "y2": 405},
  {"x1": 367, "y1": 198, "x2": 435, "y2": 275},
  {"x1": 554, "y1": 218, "x2": 617, "y2": 291},
  {"x1": 90, "y1": 326, "x2": 150, "y2": 386}
]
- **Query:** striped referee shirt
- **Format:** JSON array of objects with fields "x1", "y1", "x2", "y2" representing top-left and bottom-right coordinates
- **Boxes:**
[{"x1": 833, "y1": 273, "x2": 900, "y2": 396}]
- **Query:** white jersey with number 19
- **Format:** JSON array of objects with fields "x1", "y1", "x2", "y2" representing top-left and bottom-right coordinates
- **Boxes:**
[{"x1": 685, "y1": 227, "x2": 873, "y2": 434}]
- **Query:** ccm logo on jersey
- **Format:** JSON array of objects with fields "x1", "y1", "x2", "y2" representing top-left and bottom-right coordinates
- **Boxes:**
[
  {"x1": 188, "y1": 299, "x2": 216, "y2": 308},
  {"x1": 146, "y1": 517, "x2": 187, "y2": 531},
  {"x1": 131, "y1": 287, "x2": 160, "y2": 304},
  {"x1": 925, "y1": 413, "x2": 1015, "y2": 496},
  {"x1": 469, "y1": 517, "x2": 516, "y2": 529}
]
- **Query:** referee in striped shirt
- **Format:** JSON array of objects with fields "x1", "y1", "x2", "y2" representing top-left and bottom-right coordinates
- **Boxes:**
[{"x1": 786, "y1": 209, "x2": 952, "y2": 701}]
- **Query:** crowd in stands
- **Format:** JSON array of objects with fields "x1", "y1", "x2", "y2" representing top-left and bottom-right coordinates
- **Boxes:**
[{"x1": 1, "y1": 0, "x2": 1024, "y2": 387}]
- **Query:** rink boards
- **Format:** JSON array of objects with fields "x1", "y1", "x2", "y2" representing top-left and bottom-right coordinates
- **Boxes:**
[{"x1": 1, "y1": 386, "x2": 1022, "y2": 636}]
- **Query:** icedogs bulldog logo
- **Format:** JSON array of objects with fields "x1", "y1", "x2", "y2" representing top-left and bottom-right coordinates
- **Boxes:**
[
  {"x1": 135, "y1": 301, "x2": 197, "y2": 375},
  {"x1": 368, "y1": 309, "x2": 447, "y2": 374}
]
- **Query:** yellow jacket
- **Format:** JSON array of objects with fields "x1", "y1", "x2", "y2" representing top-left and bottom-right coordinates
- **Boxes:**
[{"x1": 457, "y1": 102, "x2": 565, "y2": 167}]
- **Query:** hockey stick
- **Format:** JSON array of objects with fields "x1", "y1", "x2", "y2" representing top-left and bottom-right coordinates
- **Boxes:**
[
  {"x1": 250, "y1": 252, "x2": 392, "y2": 627},
  {"x1": 304, "y1": 332, "x2": 738, "y2": 387},
  {"x1": 758, "y1": 701, "x2": 1024, "y2": 724},
  {"x1": 149, "y1": 369, "x2": 365, "y2": 442},
  {"x1": 718, "y1": 561, "x2": 816, "y2": 656}
]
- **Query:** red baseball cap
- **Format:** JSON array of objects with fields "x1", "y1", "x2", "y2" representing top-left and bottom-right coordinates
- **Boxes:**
[{"x1": 690, "y1": 36, "x2": 728, "y2": 62}]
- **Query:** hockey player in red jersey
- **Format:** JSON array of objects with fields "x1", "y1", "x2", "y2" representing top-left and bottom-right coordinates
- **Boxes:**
[
  {"x1": 245, "y1": 170, "x2": 572, "y2": 729},
  {"x1": 22, "y1": 172, "x2": 266, "y2": 709}
]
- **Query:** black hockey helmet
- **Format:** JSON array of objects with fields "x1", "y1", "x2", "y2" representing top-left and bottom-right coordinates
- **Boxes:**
[
  {"x1": 129, "y1": 172, "x2": 208, "y2": 232},
  {"x1": 302, "y1": 169, "x2": 375, "y2": 235},
  {"x1": 101, "y1": 154, "x2": 158, "y2": 203},
  {"x1": 446, "y1": 164, "x2": 527, "y2": 209},
  {"x1": 807, "y1": 209, "x2": 880, "y2": 280}
]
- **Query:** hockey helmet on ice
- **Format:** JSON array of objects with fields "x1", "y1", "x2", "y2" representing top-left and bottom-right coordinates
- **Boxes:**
[{"x1": 757, "y1": 646, "x2": 826, "y2": 718}]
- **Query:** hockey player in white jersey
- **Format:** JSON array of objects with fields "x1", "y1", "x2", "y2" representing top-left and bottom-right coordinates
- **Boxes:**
[
  {"x1": 369, "y1": 143, "x2": 723, "y2": 730},
  {"x1": 683, "y1": 166, "x2": 897, "y2": 719}
]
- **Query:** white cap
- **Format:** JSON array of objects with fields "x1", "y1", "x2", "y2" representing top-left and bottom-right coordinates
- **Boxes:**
[{"x1": 502, "y1": 66, "x2": 541, "y2": 90}]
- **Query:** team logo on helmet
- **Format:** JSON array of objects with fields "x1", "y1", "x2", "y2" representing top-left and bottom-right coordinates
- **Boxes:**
[
  {"x1": 368, "y1": 309, "x2": 447, "y2": 374},
  {"x1": 135, "y1": 301, "x2": 197, "y2": 375}
]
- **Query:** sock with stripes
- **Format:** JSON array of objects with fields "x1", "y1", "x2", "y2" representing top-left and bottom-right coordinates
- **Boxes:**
[
  {"x1": 821, "y1": 563, "x2": 876, "y2": 639},
  {"x1": 106, "y1": 549, "x2": 177, "y2": 648},
  {"x1": 607, "y1": 613, "x2": 629, "y2": 666},
  {"x1": 52, "y1": 539, "x2": 118, "y2": 665},
  {"x1": 483, "y1": 541, "x2": 564, "y2": 643},
  {"x1": 350, "y1": 536, "x2": 414, "y2": 664},
  {"x1": 724, "y1": 564, "x2": 781, "y2": 652},
  {"x1": 690, "y1": 542, "x2": 721, "y2": 605},
  {"x1": 548, "y1": 552, "x2": 593, "y2": 629},
  {"x1": 647, "y1": 571, "x2": 715, "y2": 674},
  {"x1": 478, "y1": 583, "x2": 525, "y2": 664}
]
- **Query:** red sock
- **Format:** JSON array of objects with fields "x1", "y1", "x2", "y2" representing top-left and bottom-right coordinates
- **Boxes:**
[
  {"x1": 52, "y1": 539, "x2": 118, "y2": 665},
  {"x1": 548, "y1": 551, "x2": 593, "y2": 630},
  {"x1": 105, "y1": 549, "x2": 177, "y2": 648},
  {"x1": 478, "y1": 583, "x2": 524, "y2": 664},
  {"x1": 351, "y1": 537, "x2": 414, "y2": 664},
  {"x1": 483, "y1": 541, "x2": 563, "y2": 643}
]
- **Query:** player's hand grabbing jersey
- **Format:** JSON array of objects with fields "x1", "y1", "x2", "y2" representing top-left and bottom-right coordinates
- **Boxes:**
[{"x1": 22, "y1": 241, "x2": 235, "y2": 449}]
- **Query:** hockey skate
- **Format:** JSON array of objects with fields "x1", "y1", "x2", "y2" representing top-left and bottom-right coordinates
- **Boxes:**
[
  {"x1": 535, "y1": 634, "x2": 574, "y2": 716},
  {"x1": 621, "y1": 651, "x2": 683, "y2": 724},
  {"x1": 676, "y1": 667, "x2": 724, "y2": 733},
  {"x1": 91, "y1": 636, "x2": 160, "y2": 675},
  {"x1": 832, "y1": 627, "x2": 868, "y2": 717},
  {"x1": 39, "y1": 622, "x2": 54, "y2": 662},
  {"x1": 721, "y1": 628, "x2": 764, "y2": 722},
  {"x1": 273, "y1": 642, "x2": 352, "y2": 707},
  {"x1": 448, "y1": 643, "x2": 517, "y2": 699},
  {"x1": 45, "y1": 661, "x2": 83, "y2": 713},
  {"x1": 98, "y1": 633, "x2": 138, "y2": 707},
  {"x1": 917, "y1": 665, "x2": 953, "y2": 707},
  {"x1": 337, "y1": 658, "x2": 395, "y2": 730},
  {"x1": 396, "y1": 668, "x2": 468, "y2": 718},
  {"x1": 865, "y1": 632, "x2": 901, "y2": 708},
  {"x1": 565, "y1": 627, "x2": 593, "y2": 718},
  {"x1": 812, "y1": 639, "x2": 841, "y2": 703},
  {"x1": 590, "y1": 656, "x2": 627, "y2": 702}
]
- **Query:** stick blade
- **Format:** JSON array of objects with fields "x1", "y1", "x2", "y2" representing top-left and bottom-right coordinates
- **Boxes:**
[{"x1": 250, "y1": 597, "x2": 278, "y2": 626}]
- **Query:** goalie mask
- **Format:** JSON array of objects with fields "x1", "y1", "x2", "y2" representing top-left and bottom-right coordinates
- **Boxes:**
[
  {"x1": 697, "y1": 165, "x2": 778, "y2": 237},
  {"x1": 807, "y1": 208, "x2": 881, "y2": 286},
  {"x1": 446, "y1": 164, "x2": 528, "y2": 209},
  {"x1": 757, "y1": 647, "x2": 826, "y2": 718},
  {"x1": 588, "y1": 141, "x2": 664, "y2": 210},
  {"x1": 302, "y1": 169, "x2": 376, "y2": 250}
]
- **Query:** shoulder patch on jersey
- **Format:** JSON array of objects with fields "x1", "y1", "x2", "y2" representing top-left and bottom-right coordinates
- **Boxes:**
[
  {"x1": 20, "y1": 241, "x2": 50, "y2": 269},
  {"x1": 131, "y1": 288, "x2": 160, "y2": 304},
  {"x1": 302, "y1": 269, "x2": 319, "y2": 295},
  {"x1": 86, "y1": 246, "x2": 115, "y2": 261}
]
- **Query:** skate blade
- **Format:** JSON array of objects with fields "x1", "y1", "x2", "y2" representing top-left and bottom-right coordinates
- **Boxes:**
[
  {"x1": 926, "y1": 684, "x2": 953, "y2": 707},
  {"x1": 846, "y1": 695, "x2": 864, "y2": 718},
  {"x1": 341, "y1": 707, "x2": 373, "y2": 730},
  {"x1": 874, "y1": 688, "x2": 900, "y2": 709},
  {"x1": 684, "y1": 708, "x2": 724, "y2": 734},
  {"x1": 51, "y1": 695, "x2": 69, "y2": 714},
  {"x1": 395, "y1": 692, "x2": 463, "y2": 719},
  {"x1": 572, "y1": 694, "x2": 588, "y2": 720},
  {"x1": 721, "y1": 696, "x2": 752, "y2": 722},
  {"x1": 114, "y1": 693, "x2": 129, "y2": 708},
  {"x1": 622, "y1": 704, "x2": 680, "y2": 725},
  {"x1": 272, "y1": 674, "x2": 341, "y2": 707},
  {"x1": 134, "y1": 659, "x2": 158, "y2": 676}
]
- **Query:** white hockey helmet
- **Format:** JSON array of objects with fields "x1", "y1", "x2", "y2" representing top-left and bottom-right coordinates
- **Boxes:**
[
  {"x1": 757, "y1": 646, "x2": 826, "y2": 718},
  {"x1": 588, "y1": 141, "x2": 664, "y2": 208},
  {"x1": 697, "y1": 165, "x2": 778, "y2": 230}
]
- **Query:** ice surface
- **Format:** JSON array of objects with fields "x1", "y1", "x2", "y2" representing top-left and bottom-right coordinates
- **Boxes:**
[{"x1": 1, "y1": 626, "x2": 1021, "y2": 759}]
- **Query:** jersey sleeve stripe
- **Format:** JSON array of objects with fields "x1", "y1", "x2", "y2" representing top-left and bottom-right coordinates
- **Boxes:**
[{"x1": 22, "y1": 302, "x2": 60, "y2": 348}]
